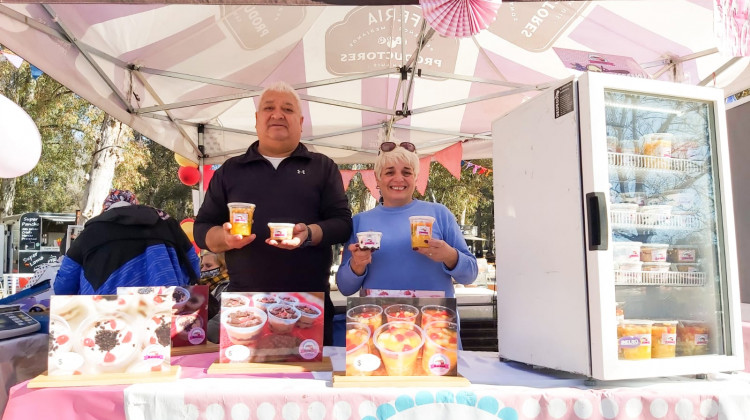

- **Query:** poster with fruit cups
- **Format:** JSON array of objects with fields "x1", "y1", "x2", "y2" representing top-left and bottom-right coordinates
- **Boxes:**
[
  {"x1": 48, "y1": 295, "x2": 172, "y2": 376},
  {"x1": 345, "y1": 297, "x2": 458, "y2": 377},
  {"x1": 219, "y1": 292, "x2": 324, "y2": 363},
  {"x1": 118, "y1": 285, "x2": 209, "y2": 347}
]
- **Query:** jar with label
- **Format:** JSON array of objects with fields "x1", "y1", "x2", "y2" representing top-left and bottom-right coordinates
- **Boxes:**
[
  {"x1": 676, "y1": 320, "x2": 710, "y2": 356},
  {"x1": 617, "y1": 320, "x2": 652, "y2": 360},
  {"x1": 615, "y1": 302, "x2": 625, "y2": 322},
  {"x1": 651, "y1": 321, "x2": 677, "y2": 358}
]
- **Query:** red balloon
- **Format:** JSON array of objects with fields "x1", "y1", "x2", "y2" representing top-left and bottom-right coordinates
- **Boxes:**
[{"x1": 178, "y1": 166, "x2": 200, "y2": 186}]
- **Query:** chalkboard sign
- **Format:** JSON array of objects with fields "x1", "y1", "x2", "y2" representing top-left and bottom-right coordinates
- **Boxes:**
[
  {"x1": 18, "y1": 250, "x2": 59, "y2": 274},
  {"x1": 19, "y1": 213, "x2": 41, "y2": 251}
]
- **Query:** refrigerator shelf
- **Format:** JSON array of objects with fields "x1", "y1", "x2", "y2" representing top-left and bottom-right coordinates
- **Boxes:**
[
  {"x1": 610, "y1": 210, "x2": 702, "y2": 230},
  {"x1": 614, "y1": 270, "x2": 706, "y2": 287},
  {"x1": 608, "y1": 152, "x2": 706, "y2": 175}
]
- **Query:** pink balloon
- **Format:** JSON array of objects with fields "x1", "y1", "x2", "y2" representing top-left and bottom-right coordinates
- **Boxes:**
[{"x1": 178, "y1": 166, "x2": 200, "y2": 186}]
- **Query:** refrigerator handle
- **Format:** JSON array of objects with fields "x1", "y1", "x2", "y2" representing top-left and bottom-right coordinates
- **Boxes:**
[{"x1": 586, "y1": 192, "x2": 609, "y2": 251}]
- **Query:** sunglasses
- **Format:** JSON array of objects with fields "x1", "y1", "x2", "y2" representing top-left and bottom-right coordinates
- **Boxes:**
[{"x1": 379, "y1": 142, "x2": 417, "y2": 154}]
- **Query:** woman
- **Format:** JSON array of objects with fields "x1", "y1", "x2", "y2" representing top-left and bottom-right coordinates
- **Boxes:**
[
  {"x1": 336, "y1": 142, "x2": 477, "y2": 297},
  {"x1": 198, "y1": 250, "x2": 230, "y2": 320}
]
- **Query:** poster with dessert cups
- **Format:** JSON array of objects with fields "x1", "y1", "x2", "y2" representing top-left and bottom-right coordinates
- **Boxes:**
[
  {"x1": 344, "y1": 297, "x2": 459, "y2": 378},
  {"x1": 47, "y1": 294, "x2": 173, "y2": 377},
  {"x1": 218, "y1": 292, "x2": 324, "y2": 364},
  {"x1": 118, "y1": 285, "x2": 209, "y2": 348}
]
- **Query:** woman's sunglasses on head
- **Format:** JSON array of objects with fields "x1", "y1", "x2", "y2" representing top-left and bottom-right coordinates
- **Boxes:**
[{"x1": 379, "y1": 141, "x2": 417, "y2": 154}]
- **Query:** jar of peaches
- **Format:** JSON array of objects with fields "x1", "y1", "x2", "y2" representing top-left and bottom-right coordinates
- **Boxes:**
[
  {"x1": 651, "y1": 320, "x2": 677, "y2": 358},
  {"x1": 617, "y1": 320, "x2": 653, "y2": 360}
]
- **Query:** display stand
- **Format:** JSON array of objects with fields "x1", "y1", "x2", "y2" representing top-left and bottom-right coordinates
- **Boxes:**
[
  {"x1": 207, "y1": 357, "x2": 332, "y2": 374},
  {"x1": 331, "y1": 373, "x2": 471, "y2": 388},
  {"x1": 171, "y1": 342, "x2": 219, "y2": 356},
  {"x1": 27, "y1": 365, "x2": 181, "y2": 388}
]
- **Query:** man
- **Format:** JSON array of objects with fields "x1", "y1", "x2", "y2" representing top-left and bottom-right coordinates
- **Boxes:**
[
  {"x1": 193, "y1": 81, "x2": 352, "y2": 345},
  {"x1": 54, "y1": 189, "x2": 199, "y2": 295}
]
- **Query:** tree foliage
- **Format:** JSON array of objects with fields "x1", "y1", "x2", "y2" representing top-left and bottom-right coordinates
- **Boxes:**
[{"x1": 0, "y1": 61, "x2": 96, "y2": 216}]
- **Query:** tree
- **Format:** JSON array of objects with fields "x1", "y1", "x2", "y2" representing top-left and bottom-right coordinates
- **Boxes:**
[{"x1": 1, "y1": 60, "x2": 96, "y2": 217}]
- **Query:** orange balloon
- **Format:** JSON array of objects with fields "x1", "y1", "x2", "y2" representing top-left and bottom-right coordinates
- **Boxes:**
[
  {"x1": 180, "y1": 220, "x2": 195, "y2": 242},
  {"x1": 174, "y1": 153, "x2": 198, "y2": 168}
]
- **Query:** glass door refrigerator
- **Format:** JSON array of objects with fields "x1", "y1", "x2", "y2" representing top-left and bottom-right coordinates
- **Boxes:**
[{"x1": 492, "y1": 72, "x2": 744, "y2": 380}]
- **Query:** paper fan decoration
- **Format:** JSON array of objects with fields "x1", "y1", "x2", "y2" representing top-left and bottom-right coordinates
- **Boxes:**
[{"x1": 420, "y1": 0, "x2": 502, "y2": 38}]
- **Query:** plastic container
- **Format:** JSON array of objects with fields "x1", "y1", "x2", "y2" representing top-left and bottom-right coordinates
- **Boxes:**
[
  {"x1": 266, "y1": 303, "x2": 301, "y2": 334},
  {"x1": 345, "y1": 322, "x2": 374, "y2": 376},
  {"x1": 409, "y1": 216, "x2": 435, "y2": 248},
  {"x1": 651, "y1": 321, "x2": 678, "y2": 358},
  {"x1": 620, "y1": 192, "x2": 646, "y2": 206},
  {"x1": 640, "y1": 244, "x2": 669, "y2": 262},
  {"x1": 613, "y1": 241, "x2": 642, "y2": 262},
  {"x1": 615, "y1": 302, "x2": 625, "y2": 321},
  {"x1": 640, "y1": 133, "x2": 673, "y2": 158},
  {"x1": 672, "y1": 263, "x2": 700, "y2": 272},
  {"x1": 268, "y1": 223, "x2": 295, "y2": 241},
  {"x1": 676, "y1": 320, "x2": 710, "y2": 356},
  {"x1": 227, "y1": 202, "x2": 255, "y2": 236},
  {"x1": 614, "y1": 261, "x2": 643, "y2": 283},
  {"x1": 356, "y1": 231, "x2": 382, "y2": 250},
  {"x1": 668, "y1": 245, "x2": 698, "y2": 263},
  {"x1": 642, "y1": 262, "x2": 671, "y2": 272},
  {"x1": 610, "y1": 203, "x2": 639, "y2": 224},
  {"x1": 618, "y1": 320, "x2": 653, "y2": 360},
  {"x1": 221, "y1": 307, "x2": 267, "y2": 345},
  {"x1": 607, "y1": 136, "x2": 618, "y2": 152}
]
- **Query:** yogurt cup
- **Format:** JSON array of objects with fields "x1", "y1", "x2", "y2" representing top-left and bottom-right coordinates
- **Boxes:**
[
  {"x1": 171, "y1": 286, "x2": 190, "y2": 313},
  {"x1": 409, "y1": 216, "x2": 435, "y2": 248},
  {"x1": 345, "y1": 322, "x2": 376, "y2": 376},
  {"x1": 617, "y1": 319, "x2": 653, "y2": 360},
  {"x1": 252, "y1": 293, "x2": 279, "y2": 312},
  {"x1": 374, "y1": 321, "x2": 425, "y2": 376},
  {"x1": 357, "y1": 231, "x2": 383, "y2": 250},
  {"x1": 221, "y1": 306, "x2": 267, "y2": 345},
  {"x1": 613, "y1": 241, "x2": 642, "y2": 263},
  {"x1": 268, "y1": 223, "x2": 295, "y2": 241},
  {"x1": 640, "y1": 244, "x2": 669, "y2": 262},
  {"x1": 222, "y1": 293, "x2": 251, "y2": 308},
  {"x1": 651, "y1": 320, "x2": 678, "y2": 358},
  {"x1": 48, "y1": 315, "x2": 74, "y2": 354},
  {"x1": 228, "y1": 202, "x2": 255, "y2": 236},
  {"x1": 275, "y1": 293, "x2": 299, "y2": 305},
  {"x1": 76, "y1": 314, "x2": 142, "y2": 372},
  {"x1": 421, "y1": 321, "x2": 458, "y2": 376},
  {"x1": 294, "y1": 302, "x2": 322, "y2": 328},
  {"x1": 266, "y1": 303, "x2": 302, "y2": 334}
]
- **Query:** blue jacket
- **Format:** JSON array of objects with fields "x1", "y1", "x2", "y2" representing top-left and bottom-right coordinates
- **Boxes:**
[{"x1": 54, "y1": 205, "x2": 199, "y2": 295}]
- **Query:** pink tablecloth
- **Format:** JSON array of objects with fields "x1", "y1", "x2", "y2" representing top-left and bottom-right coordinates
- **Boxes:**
[{"x1": 5, "y1": 348, "x2": 750, "y2": 420}]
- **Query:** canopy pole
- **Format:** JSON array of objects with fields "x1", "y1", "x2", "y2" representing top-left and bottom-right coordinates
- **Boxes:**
[{"x1": 197, "y1": 124, "x2": 205, "y2": 213}]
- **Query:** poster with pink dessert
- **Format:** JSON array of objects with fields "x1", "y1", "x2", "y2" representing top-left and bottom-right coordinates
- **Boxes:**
[
  {"x1": 118, "y1": 285, "x2": 209, "y2": 347},
  {"x1": 345, "y1": 297, "x2": 458, "y2": 377},
  {"x1": 219, "y1": 292, "x2": 324, "y2": 363},
  {"x1": 48, "y1": 295, "x2": 172, "y2": 376}
]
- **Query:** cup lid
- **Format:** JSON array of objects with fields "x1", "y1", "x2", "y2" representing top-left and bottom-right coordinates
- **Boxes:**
[{"x1": 227, "y1": 202, "x2": 255, "y2": 208}]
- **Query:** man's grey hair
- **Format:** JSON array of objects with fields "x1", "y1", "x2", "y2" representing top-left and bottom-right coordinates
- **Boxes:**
[{"x1": 260, "y1": 81, "x2": 302, "y2": 112}]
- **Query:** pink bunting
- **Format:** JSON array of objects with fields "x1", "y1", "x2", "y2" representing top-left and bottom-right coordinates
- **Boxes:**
[
  {"x1": 416, "y1": 156, "x2": 432, "y2": 195},
  {"x1": 359, "y1": 170, "x2": 380, "y2": 201},
  {"x1": 340, "y1": 169, "x2": 357, "y2": 191},
  {"x1": 433, "y1": 142, "x2": 462, "y2": 180}
]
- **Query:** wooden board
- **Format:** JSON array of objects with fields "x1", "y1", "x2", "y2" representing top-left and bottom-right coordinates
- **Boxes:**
[
  {"x1": 207, "y1": 357, "x2": 332, "y2": 374},
  {"x1": 27, "y1": 365, "x2": 181, "y2": 388},
  {"x1": 171, "y1": 342, "x2": 220, "y2": 356},
  {"x1": 331, "y1": 372, "x2": 471, "y2": 388}
]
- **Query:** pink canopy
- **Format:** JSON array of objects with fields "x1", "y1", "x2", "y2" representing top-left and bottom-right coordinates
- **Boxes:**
[{"x1": 0, "y1": 1, "x2": 747, "y2": 165}]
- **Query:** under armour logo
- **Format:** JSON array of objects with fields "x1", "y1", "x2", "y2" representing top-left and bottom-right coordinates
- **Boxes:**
[{"x1": 297, "y1": 169, "x2": 306, "y2": 175}]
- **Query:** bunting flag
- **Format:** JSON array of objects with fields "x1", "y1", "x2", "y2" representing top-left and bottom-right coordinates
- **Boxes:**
[
  {"x1": 462, "y1": 160, "x2": 493, "y2": 176},
  {"x1": 340, "y1": 169, "x2": 357, "y2": 191},
  {"x1": 433, "y1": 142, "x2": 463, "y2": 180},
  {"x1": 1, "y1": 49, "x2": 23, "y2": 68},
  {"x1": 359, "y1": 170, "x2": 380, "y2": 201},
  {"x1": 416, "y1": 155, "x2": 431, "y2": 195}
]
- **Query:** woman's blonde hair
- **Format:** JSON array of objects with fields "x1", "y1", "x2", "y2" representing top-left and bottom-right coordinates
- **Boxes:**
[
  {"x1": 200, "y1": 250, "x2": 226, "y2": 270},
  {"x1": 374, "y1": 144, "x2": 420, "y2": 181}
]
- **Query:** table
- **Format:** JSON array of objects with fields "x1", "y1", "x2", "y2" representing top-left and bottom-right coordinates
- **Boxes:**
[
  {"x1": 4, "y1": 347, "x2": 750, "y2": 420},
  {"x1": 0, "y1": 333, "x2": 47, "y2": 416}
]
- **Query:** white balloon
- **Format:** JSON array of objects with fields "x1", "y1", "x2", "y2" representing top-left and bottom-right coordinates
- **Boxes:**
[{"x1": 0, "y1": 93, "x2": 42, "y2": 178}]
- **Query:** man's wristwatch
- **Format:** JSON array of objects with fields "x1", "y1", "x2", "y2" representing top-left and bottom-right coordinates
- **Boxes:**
[{"x1": 300, "y1": 225, "x2": 313, "y2": 248}]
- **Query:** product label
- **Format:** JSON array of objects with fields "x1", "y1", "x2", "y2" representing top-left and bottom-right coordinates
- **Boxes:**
[
  {"x1": 232, "y1": 213, "x2": 249, "y2": 224},
  {"x1": 298, "y1": 339, "x2": 321, "y2": 360},
  {"x1": 695, "y1": 334, "x2": 709, "y2": 346},
  {"x1": 141, "y1": 345, "x2": 168, "y2": 367},
  {"x1": 188, "y1": 327, "x2": 206, "y2": 345},
  {"x1": 661, "y1": 333, "x2": 676, "y2": 345},
  {"x1": 273, "y1": 229, "x2": 290, "y2": 239},
  {"x1": 416, "y1": 226, "x2": 431, "y2": 236},
  {"x1": 678, "y1": 250, "x2": 696, "y2": 262},
  {"x1": 427, "y1": 353, "x2": 452, "y2": 376},
  {"x1": 619, "y1": 336, "x2": 641, "y2": 349}
]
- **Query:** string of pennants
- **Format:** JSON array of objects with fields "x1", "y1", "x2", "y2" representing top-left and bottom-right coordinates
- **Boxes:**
[{"x1": 462, "y1": 160, "x2": 492, "y2": 176}]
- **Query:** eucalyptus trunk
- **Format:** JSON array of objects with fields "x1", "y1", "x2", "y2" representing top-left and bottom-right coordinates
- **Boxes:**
[
  {"x1": 79, "y1": 115, "x2": 125, "y2": 222},
  {"x1": 0, "y1": 178, "x2": 16, "y2": 218}
]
